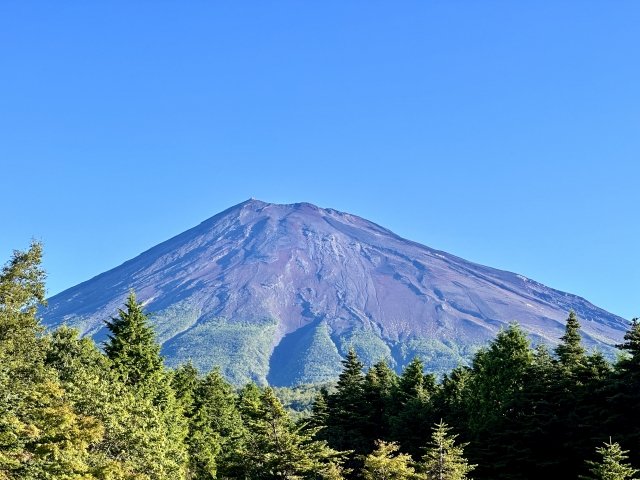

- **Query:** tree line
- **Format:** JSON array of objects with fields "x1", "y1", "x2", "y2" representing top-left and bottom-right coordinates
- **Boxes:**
[{"x1": 1, "y1": 242, "x2": 639, "y2": 479}]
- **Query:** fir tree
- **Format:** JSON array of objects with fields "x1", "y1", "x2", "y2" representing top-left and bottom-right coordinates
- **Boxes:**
[
  {"x1": 583, "y1": 440, "x2": 638, "y2": 480},
  {"x1": 104, "y1": 291, "x2": 163, "y2": 387},
  {"x1": 187, "y1": 368, "x2": 245, "y2": 479},
  {"x1": 391, "y1": 357, "x2": 437, "y2": 456},
  {"x1": 362, "y1": 361, "x2": 397, "y2": 446},
  {"x1": 239, "y1": 387, "x2": 344, "y2": 479},
  {"x1": 325, "y1": 348, "x2": 368, "y2": 454},
  {"x1": 617, "y1": 318, "x2": 640, "y2": 371},
  {"x1": 362, "y1": 440, "x2": 417, "y2": 480},
  {"x1": 418, "y1": 421, "x2": 475, "y2": 480},
  {"x1": 309, "y1": 387, "x2": 331, "y2": 433},
  {"x1": 556, "y1": 311, "x2": 586, "y2": 368},
  {"x1": 0, "y1": 243, "x2": 103, "y2": 478},
  {"x1": 101, "y1": 293, "x2": 188, "y2": 478},
  {"x1": 172, "y1": 362, "x2": 200, "y2": 416}
]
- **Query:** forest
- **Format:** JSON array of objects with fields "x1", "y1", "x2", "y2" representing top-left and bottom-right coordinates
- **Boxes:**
[{"x1": 1, "y1": 242, "x2": 639, "y2": 480}]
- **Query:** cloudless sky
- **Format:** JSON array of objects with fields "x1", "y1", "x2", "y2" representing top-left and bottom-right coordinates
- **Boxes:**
[{"x1": 1, "y1": 1, "x2": 638, "y2": 319}]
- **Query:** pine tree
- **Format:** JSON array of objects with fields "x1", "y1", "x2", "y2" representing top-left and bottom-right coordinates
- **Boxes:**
[
  {"x1": 397, "y1": 358, "x2": 429, "y2": 401},
  {"x1": 433, "y1": 367, "x2": 471, "y2": 431},
  {"x1": 418, "y1": 421, "x2": 475, "y2": 480},
  {"x1": 465, "y1": 323, "x2": 534, "y2": 435},
  {"x1": 583, "y1": 440, "x2": 638, "y2": 480},
  {"x1": 361, "y1": 440, "x2": 416, "y2": 480},
  {"x1": 45, "y1": 326, "x2": 136, "y2": 476}
]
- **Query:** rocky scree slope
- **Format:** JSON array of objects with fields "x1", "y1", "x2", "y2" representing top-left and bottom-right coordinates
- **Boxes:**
[{"x1": 41, "y1": 199, "x2": 628, "y2": 385}]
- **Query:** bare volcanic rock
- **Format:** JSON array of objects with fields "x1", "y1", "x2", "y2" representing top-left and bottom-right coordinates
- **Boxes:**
[{"x1": 41, "y1": 199, "x2": 628, "y2": 385}]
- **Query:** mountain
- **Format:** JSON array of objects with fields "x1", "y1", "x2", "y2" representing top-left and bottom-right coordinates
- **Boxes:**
[{"x1": 41, "y1": 199, "x2": 628, "y2": 386}]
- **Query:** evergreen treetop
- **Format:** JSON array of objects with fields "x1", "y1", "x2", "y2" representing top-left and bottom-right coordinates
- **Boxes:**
[
  {"x1": 556, "y1": 310, "x2": 586, "y2": 368},
  {"x1": 419, "y1": 420, "x2": 475, "y2": 480},
  {"x1": 617, "y1": 318, "x2": 640, "y2": 371},
  {"x1": 104, "y1": 291, "x2": 164, "y2": 387},
  {"x1": 362, "y1": 440, "x2": 416, "y2": 480},
  {"x1": 583, "y1": 440, "x2": 638, "y2": 480}
]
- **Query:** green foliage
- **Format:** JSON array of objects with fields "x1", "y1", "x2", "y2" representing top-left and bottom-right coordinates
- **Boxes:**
[
  {"x1": 2, "y1": 245, "x2": 638, "y2": 480},
  {"x1": 164, "y1": 316, "x2": 278, "y2": 385},
  {"x1": 338, "y1": 329, "x2": 394, "y2": 368},
  {"x1": 0, "y1": 243, "x2": 103, "y2": 479},
  {"x1": 186, "y1": 369, "x2": 245, "y2": 479},
  {"x1": 171, "y1": 362, "x2": 199, "y2": 416},
  {"x1": 616, "y1": 318, "x2": 640, "y2": 371},
  {"x1": 361, "y1": 361, "x2": 397, "y2": 446},
  {"x1": 273, "y1": 384, "x2": 332, "y2": 423},
  {"x1": 238, "y1": 387, "x2": 345, "y2": 479},
  {"x1": 418, "y1": 421, "x2": 475, "y2": 480},
  {"x1": 270, "y1": 322, "x2": 345, "y2": 386},
  {"x1": 583, "y1": 441, "x2": 638, "y2": 480},
  {"x1": 464, "y1": 323, "x2": 534, "y2": 436},
  {"x1": 556, "y1": 310, "x2": 586, "y2": 369},
  {"x1": 362, "y1": 441, "x2": 416, "y2": 480},
  {"x1": 390, "y1": 358, "x2": 437, "y2": 457},
  {"x1": 100, "y1": 293, "x2": 188, "y2": 478},
  {"x1": 104, "y1": 292, "x2": 164, "y2": 388},
  {"x1": 324, "y1": 349, "x2": 369, "y2": 455}
]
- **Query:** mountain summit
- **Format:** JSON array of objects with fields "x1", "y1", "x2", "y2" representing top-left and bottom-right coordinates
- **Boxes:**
[{"x1": 42, "y1": 199, "x2": 628, "y2": 385}]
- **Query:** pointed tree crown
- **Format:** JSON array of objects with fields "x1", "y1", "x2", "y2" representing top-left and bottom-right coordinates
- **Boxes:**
[
  {"x1": 556, "y1": 310, "x2": 586, "y2": 367},
  {"x1": 584, "y1": 440, "x2": 639, "y2": 480},
  {"x1": 362, "y1": 440, "x2": 416, "y2": 480},
  {"x1": 104, "y1": 291, "x2": 164, "y2": 386},
  {"x1": 420, "y1": 420, "x2": 476, "y2": 480},
  {"x1": 617, "y1": 318, "x2": 640, "y2": 370},
  {"x1": 337, "y1": 348, "x2": 365, "y2": 387}
]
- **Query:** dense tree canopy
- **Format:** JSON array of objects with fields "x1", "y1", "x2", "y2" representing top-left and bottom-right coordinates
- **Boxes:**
[{"x1": 1, "y1": 243, "x2": 638, "y2": 479}]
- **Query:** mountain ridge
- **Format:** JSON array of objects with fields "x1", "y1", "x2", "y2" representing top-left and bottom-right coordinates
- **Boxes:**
[{"x1": 41, "y1": 199, "x2": 628, "y2": 385}]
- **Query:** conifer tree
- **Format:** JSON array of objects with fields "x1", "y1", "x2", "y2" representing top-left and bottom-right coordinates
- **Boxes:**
[
  {"x1": 0, "y1": 243, "x2": 103, "y2": 478},
  {"x1": 556, "y1": 311, "x2": 586, "y2": 368},
  {"x1": 583, "y1": 440, "x2": 638, "y2": 480},
  {"x1": 309, "y1": 387, "x2": 331, "y2": 432},
  {"x1": 362, "y1": 361, "x2": 397, "y2": 446},
  {"x1": 187, "y1": 368, "x2": 245, "y2": 479},
  {"x1": 101, "y1": 292, "x2": 189, "y2": 478},
  {"x1": 397, "y1": 357, "x2": 429, "y2": 401},
  {"x1": 325, "y1": 348, "x2": 368, "y2": 453},
  {"x1": 606, "y1": 318, "x2": 640, "y2": 469},
  {"x1": 391, "y1": 357, "x2": 438, "y2": 455},
  {"x1": 172, "y1": 362, "x2": 200, "y2": 416},
  {"x1": 362, "y1": 440, "x2": 416, "y2": 480},
  {"x1": 465, "y1": 323, "x2": 534, "y2": 435},
  {"x1": 433, "y1": 367, "x2": 471, "y2": 431},
  {"x1": 45, "y1": 326, "x2": 137, "y2": 476},
  {"x1": 104, "y1": 291, "x2": 163, "y2": 387},
  {"x1": 239, "y1": 387, "x2": 344, "y2": 479},
  {"x1": 418, "y1": 421, "x2": 475, "y2": 480},
  {"x1": 617, "y1": 318, "x2": 640, "y2": 371}
]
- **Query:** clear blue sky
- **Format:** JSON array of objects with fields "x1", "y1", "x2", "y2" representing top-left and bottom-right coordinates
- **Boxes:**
[{"x1": 1, "y1": 2, "x2": 638, "y2": 319}]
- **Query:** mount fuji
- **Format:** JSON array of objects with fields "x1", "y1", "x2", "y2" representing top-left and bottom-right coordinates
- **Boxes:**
[{"x1": 41, "y1": 199, "x2": 628, "y2": 385}]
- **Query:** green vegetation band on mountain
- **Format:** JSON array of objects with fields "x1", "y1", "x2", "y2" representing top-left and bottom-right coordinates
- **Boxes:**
[{"x1": 1, "y1": 242, "x2": 639, "y2": 479}]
